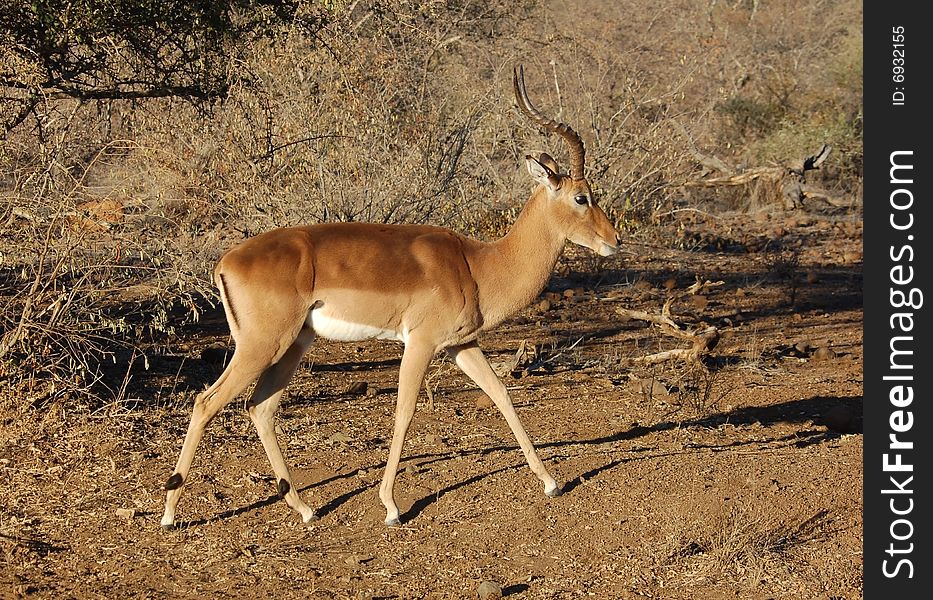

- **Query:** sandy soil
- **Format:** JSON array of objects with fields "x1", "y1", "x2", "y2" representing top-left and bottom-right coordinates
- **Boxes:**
[{"x1": 0, "y1": 209, "x2": 863, "y2": 599}]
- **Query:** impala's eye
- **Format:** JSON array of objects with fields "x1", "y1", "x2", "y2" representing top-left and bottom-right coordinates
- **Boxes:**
[{"x1": 574, "y1": 195, "x2": 589, "y2": 206}]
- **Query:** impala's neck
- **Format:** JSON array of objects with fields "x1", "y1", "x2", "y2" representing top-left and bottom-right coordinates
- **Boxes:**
[{"x1": 471, "y1": 189, "x2": 566, "y2": 329}]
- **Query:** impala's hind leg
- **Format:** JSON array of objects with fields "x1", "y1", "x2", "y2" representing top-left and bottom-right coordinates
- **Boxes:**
[
  {"x1": 246, "y1": 326, "x2": 317, "y2": 523},
  {"x1": 161, "y1": 350, "x2": 269, "y2": 529}
]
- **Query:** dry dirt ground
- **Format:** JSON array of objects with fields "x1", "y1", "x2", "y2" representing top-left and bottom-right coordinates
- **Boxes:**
[{"x1": 1, "y1": 209, "x2": 863, "y2": 599}]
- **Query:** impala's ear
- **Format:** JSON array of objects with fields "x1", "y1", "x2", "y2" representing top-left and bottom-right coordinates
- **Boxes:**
[
  {"x1": 537, "y1": 152, "x2": 561, "y2": 175},
  {"x1": 525, "y1": 155, "x2": 561, "y2": 192}
]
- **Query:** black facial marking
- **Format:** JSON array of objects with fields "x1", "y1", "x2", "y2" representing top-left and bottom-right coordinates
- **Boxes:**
[
  {"x1": 165, "y1": 473, "x2": 184, "y2": 491},
  {"x1": 277, "y1": 478, "x2": 291, "y2": 498}
]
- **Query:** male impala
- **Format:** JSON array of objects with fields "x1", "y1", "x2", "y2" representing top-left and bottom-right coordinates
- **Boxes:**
[{"x1": 161, "y1": 65, "x2": 620, "y2": 529}]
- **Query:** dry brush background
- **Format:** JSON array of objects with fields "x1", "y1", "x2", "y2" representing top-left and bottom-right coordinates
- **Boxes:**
[{"x1": 1, "y1": 1, "x2": 862, "y2": 598}]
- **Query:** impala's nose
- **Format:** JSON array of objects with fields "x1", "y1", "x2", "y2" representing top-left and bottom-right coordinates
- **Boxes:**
[{"x1": 598, "y1": 236, "x2": 621, "y2": 257}]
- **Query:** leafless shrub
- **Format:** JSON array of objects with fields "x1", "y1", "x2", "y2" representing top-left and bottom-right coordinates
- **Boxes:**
[
  {"x1": 673, "y1": 362, "x2": 732, "y2": 418},
  {"x1": 0, "y1": 0, "x2": 862, "y2": 408},
  {"x1": 766, "y1": 250, "x2": 801, "y2": 306}
]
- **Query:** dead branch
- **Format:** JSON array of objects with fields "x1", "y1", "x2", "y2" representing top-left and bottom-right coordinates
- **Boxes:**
[
  {"x1": 628, "y1": 327, "x2": 720, "y2": 366},
  {"x1": 673, "y1": 121, "x2": 735, "y2": 176},
  {"x1": 683, "y1": 166, "x2": 783, "y2": 187},
  {"x1": 797, "y1": 184, "x2": 859, "y2": 208},
  {"x1": 685, "y1": 278, "x2": 724, "y2": 295},
  {"x1": 618, "y1": 278, "x2": 723, "y2": 366},
  {"x1": 682, "y1": 142, "x2": 836, "y2": 210}
]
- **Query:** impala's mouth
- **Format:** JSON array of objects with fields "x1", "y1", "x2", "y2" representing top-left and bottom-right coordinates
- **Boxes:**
[
  {"x1": 597, "y1": 241, "x2": 619, "y2": 257},
  {"x1": 569, "y1": 233, "x2": 619, "y2": 257}
]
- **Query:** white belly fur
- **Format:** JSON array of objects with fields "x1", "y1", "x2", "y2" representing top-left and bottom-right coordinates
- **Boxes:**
[{"x1": 308, "y1": 308, "x2": 404, "y2": 343}]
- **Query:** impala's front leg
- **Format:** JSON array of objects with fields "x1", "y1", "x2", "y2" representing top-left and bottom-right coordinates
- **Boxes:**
[
  {"x1": 447, "y1": 341, "x2": 561, "y2": 497},
  {"x1": 379, "y1": 337, "x2": 435, "y2": 526}
]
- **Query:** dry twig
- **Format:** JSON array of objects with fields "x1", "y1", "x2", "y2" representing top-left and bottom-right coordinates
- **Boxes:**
[{"x1": 618, "y1": 279, "x2": 723, "y2": 366}]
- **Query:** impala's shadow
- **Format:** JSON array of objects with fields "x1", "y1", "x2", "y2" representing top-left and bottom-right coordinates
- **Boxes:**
[
  {"x1": 397, "y1": 393, "x2": 859, "y2": 522},
  {"x1": 172, "y1": 466, "x2": 382, "y2": 529},
  {"x1": 174, "y1": 394, "x2": 858, "y2": 528},
  {"x1": 399, "y1": 424, "x2": 836, "y2": 523}
]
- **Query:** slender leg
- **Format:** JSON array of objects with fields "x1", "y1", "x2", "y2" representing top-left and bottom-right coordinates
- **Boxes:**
[
  {"x1": 161, "y1": 351, "x2": 269, "y2": 529},
  {"x1": 246, "y1": 327, "x2": 317, "y2": 523},
  {"x1": 379, "y1": 338, "x2": 435, "y2": 526},
  {"x1": 447, "y1": 341, "x2": 561, "y2": 496}
]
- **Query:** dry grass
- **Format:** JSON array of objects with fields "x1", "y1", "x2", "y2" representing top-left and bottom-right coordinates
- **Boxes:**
[{"x1": 656, "y1": 501, "x2": 834, "y2": 591}]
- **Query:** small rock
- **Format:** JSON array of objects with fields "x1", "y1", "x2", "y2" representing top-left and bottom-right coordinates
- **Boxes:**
[
  {"x1": 812, "y1": 346, "x2": 837, "y2": 361},
  {"x1": 346, "y1": 381, "x2": 368, "y2": 396},
  {"x1": 631, "y1": 377, "x2": 669, "y2": 398},
  {"x1": 475, "y1": 393, "x2": 495, "y2": 409},
  {"x1": 115, "y1": 508, "x2": 136, "y2": 520},
  {"x1": 632, "y1": 279, "x2": 652, "y2": 291},
  {"x1": 735, "y1": 287, "x2": 746, "y2": 298},
  {"x1": 476, "y1": 580, "x2": 503, "y2": 600},
  {"x1": 842, "y1": 250, "x2": 863, "y2": 264},
  {"x1": 537, "y1": 299, "x2": 552, "y2": 312},
  {"x1": 662, "y1": 277, "x2": 677, "y2": 291},
  {"x1": 806, "y1": 271, "x2": 820, "y2": 284},
  {"x1": 689, "y1": 295, "x2": 709, "y2": 310},
  {"x1": 344, "y1": 554, "x2": 373, "y2": 567},
  {"x1": 562, "y1": 288, "x2": 575, "y2": 299},
  {"x1": 326, "y1": 432, "x2": 352, "y2": 444},
  {"x1": 794, "y1": 340, "x2": 811, "y2": 355}
]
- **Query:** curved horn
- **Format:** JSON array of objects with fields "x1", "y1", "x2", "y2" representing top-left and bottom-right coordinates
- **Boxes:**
[{"x1": 513, "y1": 64, "x2": 586, "y2": 181}]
